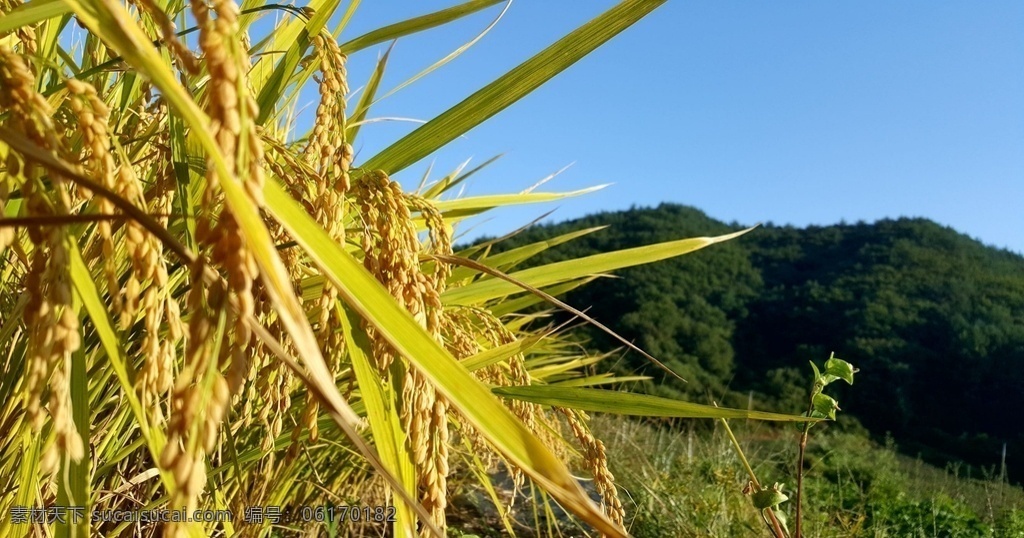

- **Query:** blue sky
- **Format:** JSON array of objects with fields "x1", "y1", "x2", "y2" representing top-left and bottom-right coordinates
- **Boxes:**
[{"x1": 327, "y1": 1, "x2": 1024, "y2": 252}]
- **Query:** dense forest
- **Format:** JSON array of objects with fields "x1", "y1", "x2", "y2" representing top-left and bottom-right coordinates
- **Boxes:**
[{"x1": 483, "y1": 204, "x2": 1024, "y2": 482}]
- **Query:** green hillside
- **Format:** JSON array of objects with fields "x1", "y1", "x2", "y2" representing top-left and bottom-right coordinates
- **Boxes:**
[{"x1": 485, "y1": 204, "x2": 1024, "y2": 481}]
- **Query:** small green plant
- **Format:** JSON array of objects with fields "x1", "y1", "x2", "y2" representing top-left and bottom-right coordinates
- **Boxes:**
[
  {"x1": 794, "y1": 352, "x2": 857, "y2": 537},
  {"x1": 721, "y1": 352, "x2": 857, "y2": 538}
]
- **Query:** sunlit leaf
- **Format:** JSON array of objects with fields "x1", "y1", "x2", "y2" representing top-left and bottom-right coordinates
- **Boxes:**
[{"x1": 493, "y1": 386, "x2": 824, "y2": 422}]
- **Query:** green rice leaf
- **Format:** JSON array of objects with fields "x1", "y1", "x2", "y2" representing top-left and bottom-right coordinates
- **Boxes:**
[
  {"x1": 488, "y1": 277, "x2": 597, "y2": 317},
  {"x1": 421, "y1": 153, "x2": 502, "y2": 200},
  {"x1": 448, "y1": 226, "x2": 607, "y2": 282},
  {"x1": 346, "y1": 42, "x2": 392, "y2": 144},
  {"x1": 461, "y1": 333, "x2": 544, "y2": 372},
  {"x1": 0, "y1": 0, "x2": 69, "y2": 35},
  {"x1": 431, "y1": 185, "x2": 607, "y2": 214},
  {"x1": 493, "y1": 386, "x2": 824, "y2": 422},
  {"x1": 443, "y1": 228, "x2": 753, "y2": 305},
  {"x1": 340, "y1": 305, "x2": 418, "y2": 538},
  {"x1": 361, "y1": 0, "x2": 668, "y2": 174},
  {"x1": 338, "y1": 0, "x2": 504, "y2": 54},
  {"x1": 549, "y1": 375, "x2": 652, "y2": 388}
]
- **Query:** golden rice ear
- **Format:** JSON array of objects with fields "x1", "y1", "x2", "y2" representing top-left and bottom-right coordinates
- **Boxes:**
[
  {"x1": 561, "y1": 407, "x2": 625, "y2": 526},
  {"x1": 0, "y1": 47, "x2": 84, "y2": 483},
  {"x1": 289, "y1": 30, "x2": 355, "y2": 453},
  {"x1": 108, "y1": 146, "x2": 182, "y2": 418},
  {"x1": 129, "y1": 0, "x2": 200, "y2": 73},
  {"x1": 349, "y1": 170, "x2": 458, "y2": 533},
  {"x1": 352, "y1": 170, "x2": 423, "y2": 373},
  {"x1": 306, "y1": 31, "x2": 351, "y2": 190},
  {"x1": 406, "y1": 194, "x2": 454, "y2": 286},
  {"x1": 159, "y1": 0, "x2": 267, "y2": 531},
  {"x1": 66, "y1": 78, "x2": 114, "y2": 203},
  {"x1": 1, "y1": 0, "x2": 39, "y2": 56}
]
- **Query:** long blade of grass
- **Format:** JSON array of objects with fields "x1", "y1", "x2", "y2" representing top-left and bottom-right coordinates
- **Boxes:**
[
  {"x1": 338, "y1": 0, "x2": 503, "y2": 54},
  {"x1": 369, "y1": 1, "x2": 510, "y2": 112},
  {"x1": 339, "y1": 305, "x2": 418, "y2": 538},
  {"x1": 421, "y1": 153, "x2": 502, "y2": 200},
  {"x1": 262, "y1": 179, "x2": 627, "y2": 537},
  {"x1": 549, "y1": 375, "x2": 652, "y2": 388},
  {"x1": 492, "y1": 386, "x2": 825, "y2": 422},
  {"x1": 9, "y1": 435, "x2": 40, "y2": 538},
  {"x1": 444, "y1": 227, "x2": 754, "y2": 305},
  {"x1": 461, "y1": 333, "x2": 545, "y2": 372},
  {"x1": 57, "y1": 309, "x2": 90, "y2": 538},
  {"x1": 361, "y1": 0, "x2": 667, "y2": 174},
  {"x1": 251, "y1": 0, "x2": 342, "y2": 123},
  {"x1": 0, "y1": 0, "x2": 70, "y2": 35},
  {"x1": 431, "y1": 185, "x2": 608, "y2": 214},
  {"x1": 448, "y1": 225, "x2": 607, "y2": 282},
  {"x1": 433, "y1": 253, "x2": 685, "y2": 381},
  {"x1": 346, "y1": 42, "x2": 392, "y2": 144},
  {"x1": 489, "y1": 277, "x2": 597, "y2": 317}
]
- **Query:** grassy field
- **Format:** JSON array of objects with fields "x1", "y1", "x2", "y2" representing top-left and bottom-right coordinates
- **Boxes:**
[
  {"x1": 439, "y1": 413, "x2": 1024, "y2": 537},
  {"x1": 591, "y1": 415, "x2": 1024, "y2": 538}
]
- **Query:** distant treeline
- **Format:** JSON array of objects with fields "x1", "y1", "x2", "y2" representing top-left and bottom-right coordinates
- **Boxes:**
[{"x1": 483, "y1": 204, "x2": 1024, "y2": 482}]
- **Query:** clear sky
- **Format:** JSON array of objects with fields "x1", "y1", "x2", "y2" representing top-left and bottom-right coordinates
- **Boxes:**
[{"x1": 328, "y1": 1, "x2": 1024, "y2": 252}]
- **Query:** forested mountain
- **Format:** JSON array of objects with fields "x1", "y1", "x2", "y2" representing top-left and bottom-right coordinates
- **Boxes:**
[{"x1": 485, "y1": 204, "x2": 1024, "y2": 481}]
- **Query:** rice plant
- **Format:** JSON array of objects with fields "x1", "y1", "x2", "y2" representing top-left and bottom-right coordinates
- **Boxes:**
[{"x1": 0, "y1": 1, "x2": 814, "y2": 536}]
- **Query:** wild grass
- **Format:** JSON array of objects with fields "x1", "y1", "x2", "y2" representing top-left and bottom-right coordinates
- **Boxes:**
[{"x1": 593, "y1": 415, "x2": 1024, "y2": 538}]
